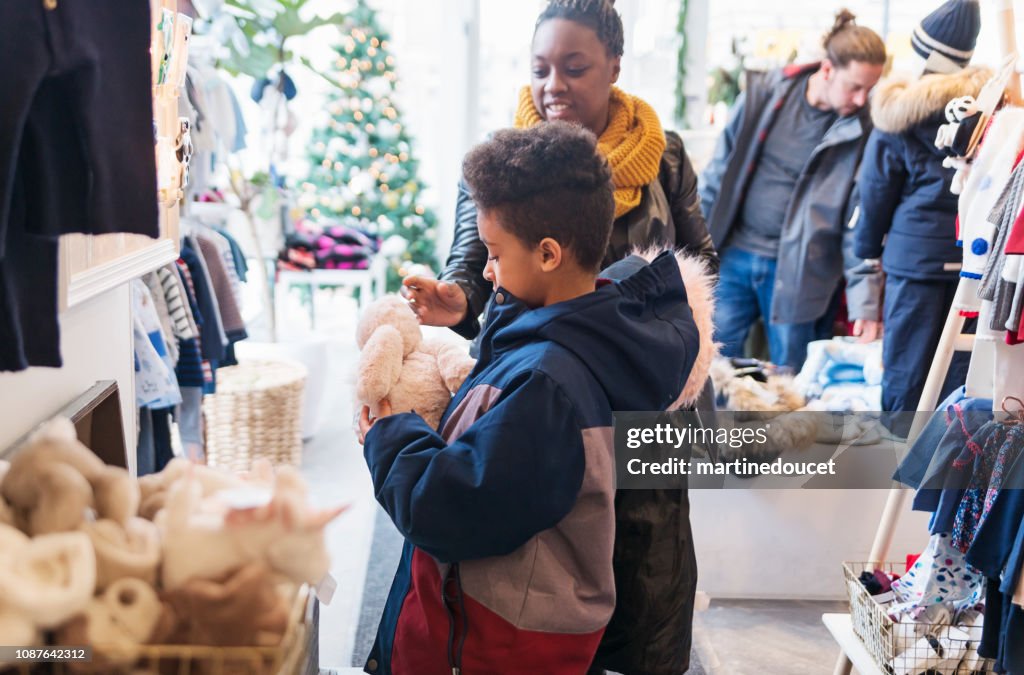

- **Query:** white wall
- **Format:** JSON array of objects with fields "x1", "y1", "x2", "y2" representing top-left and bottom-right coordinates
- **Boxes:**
[
  {"x1": 0, "y1": 284, "x2": 135, "y2": 464},
  {"x1": 706, "y1": 0, "x2": 1013, "y2": 74},
  {"x1": 691, "y1": 490, "x2": 931, "y2": 600}
]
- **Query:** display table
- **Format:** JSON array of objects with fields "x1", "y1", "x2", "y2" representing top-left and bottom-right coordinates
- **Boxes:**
[
  {"x1": 276, "y1": 255, "x2": 387, "y2": 328},
  {"x1": 690, "y1": 490, "x2": 930, "y2": 600},
  {"x1": 823, "y1": 613, "x2": 884, "y2": 675}
]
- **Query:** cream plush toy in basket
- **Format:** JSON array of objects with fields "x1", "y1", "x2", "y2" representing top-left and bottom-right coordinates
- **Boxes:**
[{"x1": 356, "y1": 295, "x2": 477, "y2": 429}]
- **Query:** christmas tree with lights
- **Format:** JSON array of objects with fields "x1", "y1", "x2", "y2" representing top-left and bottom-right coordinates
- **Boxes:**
[{"x1": 301, "y1": 0, "x2": 438, "y2": 288}]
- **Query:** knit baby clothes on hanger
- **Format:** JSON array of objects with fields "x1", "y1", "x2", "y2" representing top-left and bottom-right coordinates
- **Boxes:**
[
  {"x1": 956, "y1": 110, "x2": 1024, "y2": 316},
  {"x1": 1000, "y1": 203, "x2": 1024, "y2": 341},
  {"x1": 131, "y1": 280, "x2": 182, "y2": 410},
  {"x1": 967, "y1": 433, "x2": 1024, "y2": 576},
  {"x1": 195, "y1": 234, "x2": 245, "y2": 341},
  {"x1": 143, "y1": 272, "x2": 179, "y2": 367},
  {"x1": 976, "y1": 158, "x2": 1024, "y2": 340},
  {"x1": 157, "y1": 264, "x2": 197, "y2": 341},
  {"x1": 978, "y1": 160, "x2": 1024, "y2": 299},
  {"x1": 952, "y1": 422, "x2": 1024, "y2": 553},
  {"x1": 1002, "y1": 252, "x2": 1024, "y2": 341},
  {"x1": 921, "y1": 419, "x2": 1001, "y2": 536}
]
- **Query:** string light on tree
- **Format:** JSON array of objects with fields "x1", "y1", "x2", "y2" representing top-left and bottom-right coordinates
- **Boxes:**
[{"x1": 303, "y1": 0, "x2": 438, "y2": 290}]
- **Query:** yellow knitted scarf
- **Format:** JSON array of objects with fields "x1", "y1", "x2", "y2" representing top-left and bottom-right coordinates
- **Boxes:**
[{"x1": 514, "y1": 85, "x2": 666, "y2": 218}]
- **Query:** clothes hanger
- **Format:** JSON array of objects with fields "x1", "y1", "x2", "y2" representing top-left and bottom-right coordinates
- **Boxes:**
[
  {"x1": 966, "y1": 53, "x2": 1020, "y2": 157},
  {"x1": 1000, "y1": 395, "x2": 1024, "y2": 425}
]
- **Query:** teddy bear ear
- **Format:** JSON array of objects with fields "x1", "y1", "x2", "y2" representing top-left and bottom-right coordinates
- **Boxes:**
[
  {"x1": 357, "y1": 295, "x2": 413, "y2": 348},
  {"x1": 247, "y1": 459, "x2": 275, "y2": 484},
  {"x1": 304, "y1": 504, "x2": 349, "y2": 530}
]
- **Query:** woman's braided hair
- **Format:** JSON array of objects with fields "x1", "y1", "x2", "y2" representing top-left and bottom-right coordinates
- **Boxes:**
[{"x1": 535, "y1": 0, "x2": 624, "y2": 58}]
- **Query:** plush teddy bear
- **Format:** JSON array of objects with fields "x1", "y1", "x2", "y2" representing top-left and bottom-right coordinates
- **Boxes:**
[
  {"x1": 0, "y1": 523, "x2": 96, "y2": 649},
  {"x1": 55, "y1": 577, "x2": 163, "y2": 672},
  {"x1": 709, "y1": 358, "x2": 819, "y2": 461},
  {"x1": 156, "y1": 562, "x2": 291, "y2": 649},
  {"x1": 0, "y1": 461, "x2": 14, "y2": 528},
  {"x1": 1, "y1": 417, "x2": 138, "y2": 535},
  {"x1": 935, "y1": 94, "x2": 983, "y2": 194},
  {"x1": 156, "y1": 463, "x2": 345, "y2": 591},
  {"x1": 136, "y1": 456, "x2": 262, "y2": 521},
  {"x1": 355, "y1": 295, "x2": 477, "y2": 428},
  {"x1": 82, "y1": 517, "x2": 161, "y2": 591}
]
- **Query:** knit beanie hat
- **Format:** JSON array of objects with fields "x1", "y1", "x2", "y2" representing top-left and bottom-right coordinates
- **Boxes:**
[{"x1": 912, "y1": 0, "x2": 981, "y2": 71}]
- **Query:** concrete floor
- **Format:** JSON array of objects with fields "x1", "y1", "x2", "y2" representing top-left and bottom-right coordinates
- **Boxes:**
[{"x1": 693, "y1": 599, "x2": 852, "y2": 675}]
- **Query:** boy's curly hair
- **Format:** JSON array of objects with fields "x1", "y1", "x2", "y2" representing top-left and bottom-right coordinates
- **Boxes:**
[{"x1": 462, "y1": 121, "x2": 614, "y2": 272}]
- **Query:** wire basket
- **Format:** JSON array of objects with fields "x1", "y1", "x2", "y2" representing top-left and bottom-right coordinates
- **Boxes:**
[
  {"x1": 203, "y1": 360, "x2": 307, "y2": 472},
  {"x1": 843, "y1": 561, "x2": 994, "y2": 674},
  {"x1": 3, "y1": 586, "x2": 317, "y2": 675}
]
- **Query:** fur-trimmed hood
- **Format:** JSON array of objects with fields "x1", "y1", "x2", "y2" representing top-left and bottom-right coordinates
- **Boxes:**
[
  {"x1": 871, "y1": 66, "x2": 991, "y2": 134},
  {"x1": 617, "y1": 248, "x2": 717, "y2": 409}
]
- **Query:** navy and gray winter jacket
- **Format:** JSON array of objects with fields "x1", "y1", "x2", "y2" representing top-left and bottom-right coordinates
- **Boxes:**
[{"x1": 362, "y1": 252, "x2": 700, "y2": 675}]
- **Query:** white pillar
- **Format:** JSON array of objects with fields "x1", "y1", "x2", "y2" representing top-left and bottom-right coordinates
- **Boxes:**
[
  {"x1": 434, "y1": 0, "x2": 479, "y2": 264},
  {"x1": 683, "y1": 0, "x2": 710, "y2": 129}
]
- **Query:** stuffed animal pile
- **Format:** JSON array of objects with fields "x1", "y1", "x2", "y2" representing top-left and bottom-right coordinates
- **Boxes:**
[
  {"x1": 0, "y1": 418, "x2": 343, "y2": 673},
  {"x1": 710, "y1": 357, "x2": 819, "y2": 462}
]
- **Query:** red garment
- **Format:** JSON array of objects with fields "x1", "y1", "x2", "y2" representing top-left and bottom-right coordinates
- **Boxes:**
[
  {"x1": 1008, "y1": 205, "x2": 1024, "y2": 255},
  {"x1": 1010, "y1": 303, "x2": 1024, "y2": 344},
  {"x1": 390, "y1": 548, "x2": 605, "y2": 675}
]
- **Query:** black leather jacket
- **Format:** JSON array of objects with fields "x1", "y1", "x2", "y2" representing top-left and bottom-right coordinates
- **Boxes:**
[{"x1": 441, "y1": 130, "x2": 718, "y2": 339}]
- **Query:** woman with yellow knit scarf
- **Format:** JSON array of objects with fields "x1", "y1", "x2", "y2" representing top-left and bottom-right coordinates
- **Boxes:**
[{"x1": 403, "y1": 3, "x2": 715, "y2": 674}]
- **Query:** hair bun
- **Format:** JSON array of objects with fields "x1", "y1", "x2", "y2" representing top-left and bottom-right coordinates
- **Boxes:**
[{"x1": 828, "y1": 8, "x2": 857, "y2": 40}]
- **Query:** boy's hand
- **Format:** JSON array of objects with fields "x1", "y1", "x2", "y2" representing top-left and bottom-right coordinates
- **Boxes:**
[
  {"x1": 852, "y1": 319, "x2": 883, "y2": 343},
  {"x1": 401, "y1": 276, "x2": 468, "y2": 327},
  {"x1": 358, "y1": 400, "x2": 393, "y2": 445}
]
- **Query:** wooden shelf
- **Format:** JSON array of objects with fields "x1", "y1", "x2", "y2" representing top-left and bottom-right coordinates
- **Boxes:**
[{"x1": 60, "y1": 235, "x2": 179, "y2": 309}]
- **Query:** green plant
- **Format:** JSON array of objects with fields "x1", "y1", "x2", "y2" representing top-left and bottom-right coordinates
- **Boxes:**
[
  {"x1": 219, "y1": 0, "x2": 346, "y2": 79},
  {"x1": 674, "y1": 0, "x2": 690, "y2": 129},
  {"x1": 708, "y1": 37, "x2": 747, "y2": 108}
]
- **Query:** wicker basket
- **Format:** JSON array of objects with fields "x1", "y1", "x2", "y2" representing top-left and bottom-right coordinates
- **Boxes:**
[
  {"x1": 6, "y1": 586, "x2": 316, "y2": 675},
  {"x1": 203, "y1": 360, "x2": 308, "y2": 472},
  {"x1": 843, "y1": 561, "x2": 994, "y2": 674}
]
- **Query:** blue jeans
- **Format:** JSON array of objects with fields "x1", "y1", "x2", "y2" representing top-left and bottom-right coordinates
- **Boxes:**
[{"x1": 714, "y1": 247, "x2": 828, "y2": 371}]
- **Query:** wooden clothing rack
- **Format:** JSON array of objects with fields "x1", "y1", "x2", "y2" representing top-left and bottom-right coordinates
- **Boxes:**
[{"x1": 829, "y1": 2, "x2": 1024, "y2": 672}]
